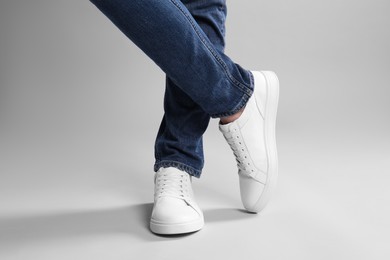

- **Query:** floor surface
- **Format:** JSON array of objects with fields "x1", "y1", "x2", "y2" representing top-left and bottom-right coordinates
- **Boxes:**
[{"x1": 0, "y1": 121, "x2": 389, "y2": 260}]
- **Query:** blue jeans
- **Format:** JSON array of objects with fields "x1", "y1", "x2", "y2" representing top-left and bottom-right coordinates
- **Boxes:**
[{"x1": 89, "y1": 0, "x2": 254, "y2": 178}]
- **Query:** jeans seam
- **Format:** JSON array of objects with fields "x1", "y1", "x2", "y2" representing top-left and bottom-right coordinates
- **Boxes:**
[{"x1": 169, "y1": 0, "x2": 252, "y2": 96}]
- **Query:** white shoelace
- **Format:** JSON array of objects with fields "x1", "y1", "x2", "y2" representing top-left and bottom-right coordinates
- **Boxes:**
[
  {"x1": 154, "y1": 171, "x2": 191, "y2": 200},
  {"x1": 222, "y1": 126, "x2": 257, "y2": 176}
]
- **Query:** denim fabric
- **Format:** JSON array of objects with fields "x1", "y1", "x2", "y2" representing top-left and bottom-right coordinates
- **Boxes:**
[{"x1": 89, "y1": 0, "x2": 254, "y2": 177}]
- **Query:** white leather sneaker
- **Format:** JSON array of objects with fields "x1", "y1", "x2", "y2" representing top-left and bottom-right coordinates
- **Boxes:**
[
  {"x1": 219, "y1": 71, "x2": 279, "y2": 213},
  {"x1": 150, "y1": 167, "x2": 204, "y2": 234}
]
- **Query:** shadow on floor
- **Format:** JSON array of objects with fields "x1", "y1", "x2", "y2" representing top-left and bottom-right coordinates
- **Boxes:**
[
  {"x1": 0, "y1": 204, "x2": 258, "y2": 249},
  {"x1": 0, "y1": 203, "x2": 160, "y2": 247}
]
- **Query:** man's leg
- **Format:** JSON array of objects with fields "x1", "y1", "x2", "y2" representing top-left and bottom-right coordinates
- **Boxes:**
[
  {"x1": 89, "y1": 0, "x2": 253, "y2": 235},
  {"x1": 150, "y1": 1, "x2": 231, "y2": 234},
  {"x1": 154, "y1": 0, "x2": 228, "y2": 178}
]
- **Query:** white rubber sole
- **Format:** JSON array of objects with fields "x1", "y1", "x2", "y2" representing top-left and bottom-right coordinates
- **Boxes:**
[
  {"x1": 150, "y1": 217, "x2": 204, "y2": 235},
  {"x1": 248, "y1": 71, "x2": 279, "y2": 213}
]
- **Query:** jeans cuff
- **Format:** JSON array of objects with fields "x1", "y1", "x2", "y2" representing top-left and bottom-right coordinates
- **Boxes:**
[
  {"x1": 209, "y1": 70, "x2": 254, "y2": 119},
  {"x1": 154, "y1": 160, "x2": 202, "y2": 178}
]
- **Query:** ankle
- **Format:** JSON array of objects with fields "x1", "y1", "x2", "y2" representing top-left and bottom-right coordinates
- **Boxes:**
[{"x1": 220, "y1": 106, "x2": 245, "y2": 125}]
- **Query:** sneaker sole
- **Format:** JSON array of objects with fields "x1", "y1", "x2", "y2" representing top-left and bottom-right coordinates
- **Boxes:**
[
  {"x1": 150, "y1": 217, "x2": 204, "y2": 235},
  {"x1": 250, "y1": 71, "x2": 279, "y2": 213}
]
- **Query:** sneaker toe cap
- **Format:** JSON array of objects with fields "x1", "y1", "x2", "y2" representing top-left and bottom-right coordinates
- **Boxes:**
[
  {"x1": 239, "y1": 175, "x2": 266, "y2": 213},
  {"x1": 151, "y1": 197, "x2": 201, "y2": 224}
]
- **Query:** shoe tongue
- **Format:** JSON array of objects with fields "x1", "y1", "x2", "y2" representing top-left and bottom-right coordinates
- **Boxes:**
[
  {"x1": 218, "y1": 120, "x2": 232, "y2": 132},
  {"x1": 160, "y1": 167, "x2": 186, "y2": 176}
]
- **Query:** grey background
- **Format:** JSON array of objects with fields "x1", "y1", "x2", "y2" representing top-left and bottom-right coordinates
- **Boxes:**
[{"x1": 0, "y1": 0, "x2": 389, "y2": 259}]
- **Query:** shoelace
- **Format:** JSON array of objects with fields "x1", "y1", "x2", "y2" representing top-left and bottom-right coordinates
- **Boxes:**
[
  {"x1": 223, "y1": 126, "x2": 256, "y2": 176},
  {"x1": 155, "y1": 171, "x2": 191, "y2": 200}
]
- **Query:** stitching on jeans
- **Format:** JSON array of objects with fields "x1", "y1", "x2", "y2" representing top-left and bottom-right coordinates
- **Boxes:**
[
  {"x1": 210, "y1": 94, "x2": 249, "y2": 118},
  {"x1": 154, "y1": 160, "x2": 202, "y2": 178},
  {"x1": 169, "y1": 0, "x2": 251, "y2": 95}
]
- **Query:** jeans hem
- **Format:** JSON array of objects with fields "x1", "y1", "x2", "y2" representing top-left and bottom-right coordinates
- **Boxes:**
[
  {"x1": 154, "y1": 160, "x2": 202, "y2": 178},
  {"x1": 210, "y1": 70, "x2": 254, "y2": 119}
]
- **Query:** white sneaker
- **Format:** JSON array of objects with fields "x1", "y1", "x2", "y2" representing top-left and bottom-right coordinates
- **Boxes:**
[
  {"x1": 219, "y1": 71, "x2": 279, "y2": 213},
  {"x1": 150, "y1": 167, "x2": 204, "y2": 234}
]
